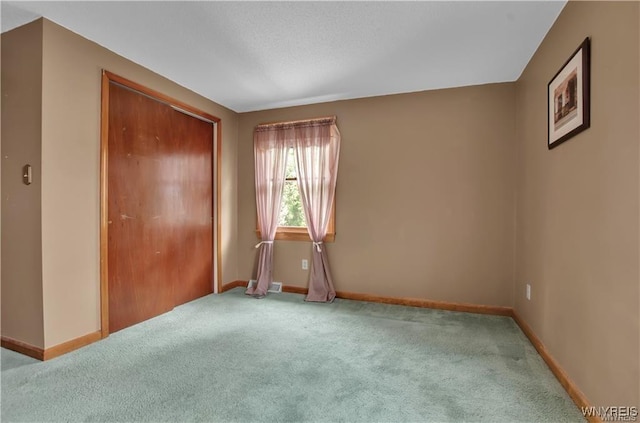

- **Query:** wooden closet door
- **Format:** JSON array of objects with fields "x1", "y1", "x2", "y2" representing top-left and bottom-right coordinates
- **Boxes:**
[
  {"x1": 108, "y1": 82, "x2": 213, "y2": 333},
  {"x1": 169, "y1": 107, "x2": 213, "y2": 307}
]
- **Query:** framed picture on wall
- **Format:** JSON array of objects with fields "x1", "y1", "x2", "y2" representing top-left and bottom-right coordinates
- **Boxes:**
[{"x1": 548, "y1": 37, "x2": 591, "y2": 149}]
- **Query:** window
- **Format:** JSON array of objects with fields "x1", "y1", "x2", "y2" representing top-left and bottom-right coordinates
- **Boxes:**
[
  {"x1": 257, "y1": 148, "x2": 336, "y2": 242},
  {"x1": 279, "y1": 148, "x2": 306, "y2": 228}
]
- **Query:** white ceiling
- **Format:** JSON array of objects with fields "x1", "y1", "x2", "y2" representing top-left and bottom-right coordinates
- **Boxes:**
[{"x1": 2, "y1": 1, "x2": 565, "y2": 113}]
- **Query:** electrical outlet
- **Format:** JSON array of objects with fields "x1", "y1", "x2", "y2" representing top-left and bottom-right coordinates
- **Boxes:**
[
  {"x1": 526, "y1": 283, "x2": 531, "y2": 300},
  {"x1": 302, "y1": 259, "x2": 309, "y2": 270}
]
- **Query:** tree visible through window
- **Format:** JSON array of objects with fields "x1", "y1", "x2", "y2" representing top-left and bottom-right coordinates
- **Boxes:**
[{"x1": 279, "y1": 148, "x2": 306, "y2": 227}]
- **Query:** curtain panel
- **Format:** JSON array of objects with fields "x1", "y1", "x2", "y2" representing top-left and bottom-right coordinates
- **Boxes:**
[
  {"x1": 292, "y1": 123, "x2": 340, "y2": 302},
  {"x1": 246, "y1": 129, "x2": 288, "y2": 298}
]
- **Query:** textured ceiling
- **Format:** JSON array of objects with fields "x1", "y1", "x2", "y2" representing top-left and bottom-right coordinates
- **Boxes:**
[{"x1": 2, "y1": 1, "x2": 566, "y2": 112}]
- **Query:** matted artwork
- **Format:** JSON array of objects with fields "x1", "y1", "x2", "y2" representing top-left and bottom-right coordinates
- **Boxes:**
[{"x1": 548, "y1": 37, "x2": 591, "y2": 149}]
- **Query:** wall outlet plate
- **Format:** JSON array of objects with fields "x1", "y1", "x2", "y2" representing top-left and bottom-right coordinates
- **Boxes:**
[{"x1": 526, "y1": 284, "x2": 531, "y2": 300}]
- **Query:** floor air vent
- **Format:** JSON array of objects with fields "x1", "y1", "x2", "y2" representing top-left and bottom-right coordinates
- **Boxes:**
[{"x1": 247, "y1": 280, "x2": 283, "y2": 293}]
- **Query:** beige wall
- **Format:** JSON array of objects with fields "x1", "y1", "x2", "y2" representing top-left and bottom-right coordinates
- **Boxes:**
[
  {"x1": 238, "y1": 84, "x2": 517, "y2": 306},
  {"x1": 515, "y1": 1, "x2": 639, "y2": 407},
  {"x1": 34, "y1": 19, "x2": 239, "y2": 348},
  {"x1": 1, "y1": 20, "x2": 45, "y2": 347}
]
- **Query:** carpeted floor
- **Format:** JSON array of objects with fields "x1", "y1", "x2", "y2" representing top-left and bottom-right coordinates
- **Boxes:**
[{"x1": 1, "y1": 287, "x2": 584, "y2": 422}]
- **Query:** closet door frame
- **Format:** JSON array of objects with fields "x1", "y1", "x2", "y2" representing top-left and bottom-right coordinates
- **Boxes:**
[{"x1": 99, "y1": 70, "x2": 222, "y2": 338}]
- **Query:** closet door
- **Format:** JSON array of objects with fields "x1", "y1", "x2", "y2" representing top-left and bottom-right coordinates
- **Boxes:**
[
  {"x1": 170, "y1": 106, "x2": 213, "y2": 307},
  {"x1": 108, "y1": 82, "x2": 213, "y2": 333}
]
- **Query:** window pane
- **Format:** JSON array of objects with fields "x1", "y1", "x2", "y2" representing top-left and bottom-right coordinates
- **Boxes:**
[
  {"x1": 279, "y1": 148, "x2": 306, "y2": 228},
  {"x1": 285, "y1": 148, "x2": 297, "y2": 179},
  {"x1": 279, "y1": 180, "x2": 306, "y2": 227}
]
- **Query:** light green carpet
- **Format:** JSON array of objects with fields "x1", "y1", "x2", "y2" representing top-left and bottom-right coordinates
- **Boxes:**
[{"x1": 1, "y1": 287, "x2": 584, "y2": 422}]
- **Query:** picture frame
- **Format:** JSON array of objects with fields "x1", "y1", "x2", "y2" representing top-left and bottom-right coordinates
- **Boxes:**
[{"x1": 548, "y1": 37, "x2": 591, "y2": 149}]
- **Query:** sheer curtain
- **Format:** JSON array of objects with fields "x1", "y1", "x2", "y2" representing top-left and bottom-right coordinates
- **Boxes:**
[
  {"x1": 293, "y1": 119, "x2": 341, "y2": 302},
  {"x1": 245, "y1": 128, "x2": 287, "y2": 298}
]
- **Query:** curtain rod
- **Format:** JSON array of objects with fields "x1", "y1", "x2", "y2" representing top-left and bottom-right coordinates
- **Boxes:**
[{"x1": 256, "y1": 115, "x2": 336, "y2": 129}]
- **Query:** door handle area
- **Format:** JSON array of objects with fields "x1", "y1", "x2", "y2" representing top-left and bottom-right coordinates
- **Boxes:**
[{"x1": 22, "y1": 164, "x2": 32, "y2": 185}]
